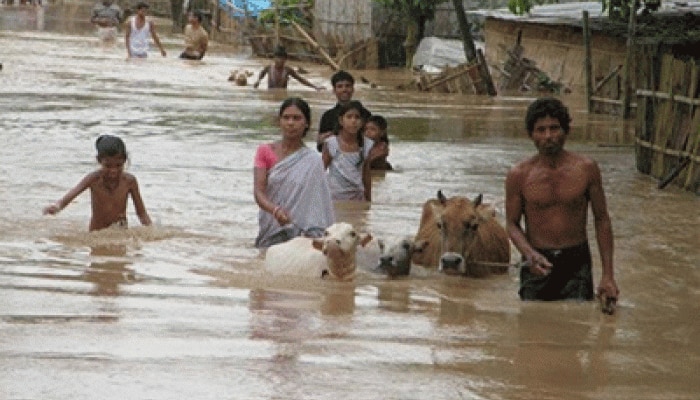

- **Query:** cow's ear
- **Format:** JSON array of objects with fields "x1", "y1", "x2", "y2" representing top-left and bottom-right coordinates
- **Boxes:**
[
  {"x1": 312, "y1": 239, "x2": 324, "y2": 251},
  {"x1": 472, "y1": 193, "x2": 483, "y2": 207},
  {"x1": 360, "y1": 233, "x2": 373, "y2": 247},
  {"x1": 437, "y1": 190, "x2": 447, "y2": 205},
  {"x1": 476, "y1": 204, "x2": 496, "y2": 221}
]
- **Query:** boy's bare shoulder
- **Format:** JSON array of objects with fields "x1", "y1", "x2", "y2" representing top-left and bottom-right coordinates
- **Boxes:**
[
  {"x1": 121, "y1": 172, "x2": 138, "y2": 183},
  {"x1": 84, "y1": 170, "x2": 103, "y2": 183}
]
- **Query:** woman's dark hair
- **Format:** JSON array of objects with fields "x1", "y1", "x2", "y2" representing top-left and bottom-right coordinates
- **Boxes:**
[
  {"x1": 95, "y1": 135, "x2": 127, "y2": 160},
  {"x1": 279, "y1": 97, "x2": 311, "y2": 137},
  {"x1": 366, "y1": 115, "x2": 388, "y2": 143},
  {"x1": 525, "y1": 97, "x2": 572, "y2": 135},
  {"x1": 335, "y1": 100, "x2": 370, "y2": 166}
]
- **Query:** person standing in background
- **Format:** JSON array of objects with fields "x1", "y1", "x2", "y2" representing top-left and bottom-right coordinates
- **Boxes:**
[
  {"x1": 179, "y1": 10, "x2": 208, "y2": 60},
  {"x1": 124, "y1": 1, "x2": 166, "y2": 59},
  {"x1": 90, "y1": 0, "x2": 122, "y2": 43},
  {"x1": 252, "y1": 46, "x2": 324, "y2": 91}
]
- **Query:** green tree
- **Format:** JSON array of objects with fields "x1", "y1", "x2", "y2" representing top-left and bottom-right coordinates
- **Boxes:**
[
  {"x1": 374, "y1": 0, "x2": 448, "y2": 68},
  {"x1": 507, "y1": 0, "x2": 557, "y2": 16},
  {"x1": 259, "y1": 0, "x2": 314, "y2": 28}
]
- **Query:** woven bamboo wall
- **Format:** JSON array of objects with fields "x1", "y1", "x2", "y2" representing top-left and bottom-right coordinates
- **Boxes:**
[
  {"x1": 635, "y1": 54, "x2": 700, "y2": 193},
  {"x1": 313, "y1": 0, "x2": 372, "y2": 48}
]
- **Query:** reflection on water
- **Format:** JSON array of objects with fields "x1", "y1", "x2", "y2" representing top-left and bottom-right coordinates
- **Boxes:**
[{"x1": 1, "y1": 10, "x2": 699, "y2": 400}]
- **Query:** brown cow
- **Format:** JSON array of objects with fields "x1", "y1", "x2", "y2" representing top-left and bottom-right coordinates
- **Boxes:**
[{"x1": 412, "y1": 190, "x2": 511, "y2": 277}]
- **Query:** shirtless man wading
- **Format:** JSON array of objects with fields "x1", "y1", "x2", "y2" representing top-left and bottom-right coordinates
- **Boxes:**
[{"x1": 505, "y1": 97, "x2": 619, "y2": 303}]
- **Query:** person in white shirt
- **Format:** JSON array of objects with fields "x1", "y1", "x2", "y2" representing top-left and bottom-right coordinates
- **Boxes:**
[{"x1": 124, "y1": 1, "x2": 166, "y2": 59}]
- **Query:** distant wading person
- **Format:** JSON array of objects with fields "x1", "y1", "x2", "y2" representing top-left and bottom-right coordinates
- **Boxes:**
[
  {"x1": 252, "y1": 46, "x2": 324, "y2": 91},
  {"x1": 505, "y1": 97, "x2": 619, "y2": 302},
  {"x1": 43, "y1": 135, "x2": 152, "y2": 231},
  {"x1": 179, "y1": 11, "x2": 208, "y2": 60},
  {"x1": 253, "y1": 97, "x2": 334, "y2": 248},
  {"x1": 125, "y1": 2, "x2": 166, "y2": 59},
  {"x1": 90, "y1": 0, "x2": 122, "y2": 43}
]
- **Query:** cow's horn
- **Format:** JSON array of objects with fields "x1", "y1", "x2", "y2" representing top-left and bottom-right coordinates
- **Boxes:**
[{"x1": 437, "y1": 190, "x2": 447, "y2": 204}]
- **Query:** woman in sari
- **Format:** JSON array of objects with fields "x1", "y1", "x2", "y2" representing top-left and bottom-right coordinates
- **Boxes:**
[{"x1": 253, "y1": 97, "x2": 335, "y2": 248}]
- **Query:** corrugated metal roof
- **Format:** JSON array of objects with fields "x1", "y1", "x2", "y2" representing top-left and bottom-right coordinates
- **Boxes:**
[{"x1": 471, "y1": 1, "x2": 700, "y2": 24}]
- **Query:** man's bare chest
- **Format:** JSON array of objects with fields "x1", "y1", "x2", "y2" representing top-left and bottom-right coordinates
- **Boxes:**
[{"x1": 523, "y1": 168, "x2": 588, "y2": 208}]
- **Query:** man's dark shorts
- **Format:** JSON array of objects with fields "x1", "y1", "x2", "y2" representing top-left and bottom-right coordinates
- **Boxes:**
[
  {"x1": 519, "y1": 242, "x2": 594, "y2": 301},
  {"x1": 179, "y1": 52, "x2": 203, "y2": 60}
]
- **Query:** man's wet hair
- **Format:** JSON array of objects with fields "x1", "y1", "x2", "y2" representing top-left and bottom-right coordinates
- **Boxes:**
[
  {"x1": 331, "y1": 70, "x2": 354, "y2": 87},
  {"x1": 95, "y1": 135, "x2": 128, "y2": 160},
  {"x1": 279, "y1": 97, "x2": 311, "y2": 137},
  {"x1": 135, "y1": 1, "x2": 149, "y2": 9},
  {"x1": 525, "y1": 97, "x2": 572, "y2": 135}
]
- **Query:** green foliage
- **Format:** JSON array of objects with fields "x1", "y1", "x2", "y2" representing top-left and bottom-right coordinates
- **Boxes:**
[
  {"x1": 258, "y1": 0, "x2": 314, "y2": 27},
  {"x1": 508, "y1": 0, "x2": 532, "y2": 15},
  {"x1": 506, "y1": 0, "x2": 559, "y2": 15}
]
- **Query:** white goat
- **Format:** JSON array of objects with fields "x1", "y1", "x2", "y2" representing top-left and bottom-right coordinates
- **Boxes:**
[{"x1": 264, "y1": 222, "x2": 372, "y2": 281}]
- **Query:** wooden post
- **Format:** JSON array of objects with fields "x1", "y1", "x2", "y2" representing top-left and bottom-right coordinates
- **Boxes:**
[
  {"x1": 583, "y1": 10, "x2": 593, "y2": 112},
  {"x1": 621, "y1": 5, "x2": 637, "y2": 119},
  {"x1": 451, "y1": 0, "x2": 477, "y2": 63},
  {"x1": 290, "y1": 20, "x2": 340, "y2": 70},
  {"x1": 275, "y1": 1, "x2": 282, "y2": 48},
  {"x1": 476, "y1": 49, "x2": 497, "y2": 96}
]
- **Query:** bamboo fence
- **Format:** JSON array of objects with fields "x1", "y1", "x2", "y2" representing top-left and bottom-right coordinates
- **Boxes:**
[{"x1": 635, "y1": 54, "x2": 700, "y2": 193}]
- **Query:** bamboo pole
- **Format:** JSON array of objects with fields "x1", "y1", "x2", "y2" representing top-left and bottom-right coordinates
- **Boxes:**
[
  {"x1": 583, "y1": 10, "x2": 593, "y2": 112},
  {"x1": 621, "y1": 6, "x2": 637, "y2": 119},
  {"x1": 636, "y1": 139, "x2": 700, "y2": 162},
  {"x1": 476, "y1": 48, "x2": 497, "y2": 96},
  {"x1": 424, "y1": 65, "x2": 473, "y2": 90},
  {"x1": 594, "y1": 64, "x2": 623, "y2": 94},
  {"x1": 274, "y1": 0, "x2": 280, "y2": 48},
  {"x1": 290, "y1": 20, "x2": 340, "y2": 70}
]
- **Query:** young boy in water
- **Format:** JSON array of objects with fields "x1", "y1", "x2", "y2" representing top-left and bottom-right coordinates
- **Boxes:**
[
  {"x1": 43, "y1": 135, "x2": 152, "y2": 231},
  {"x1": 252, "y1": 46, "x2": 324, "y2": 91},
  {"x1": 363, "y1": 114, "x2": 393, "y2": 171}
]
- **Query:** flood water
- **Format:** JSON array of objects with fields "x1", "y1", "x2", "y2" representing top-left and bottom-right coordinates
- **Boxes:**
[{"x1": 1, "y1": 6, "x2": 699, "y2": 400}]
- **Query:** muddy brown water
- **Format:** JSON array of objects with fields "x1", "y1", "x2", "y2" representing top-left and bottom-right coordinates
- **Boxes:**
[{"x1": 1, "y1": 6, "x2": 699, "y2": 400}]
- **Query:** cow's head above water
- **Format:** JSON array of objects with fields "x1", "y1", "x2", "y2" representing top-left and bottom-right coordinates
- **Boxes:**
[
  {"x1": 376, "y1": 236, "x2": 416, "y2": 278},
  {"x1": 311, "y1": 222, "x2": 373, "y2": 280},
  {"x1": 431, "y1": 190, "x2": 494, "y2": 275}
]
